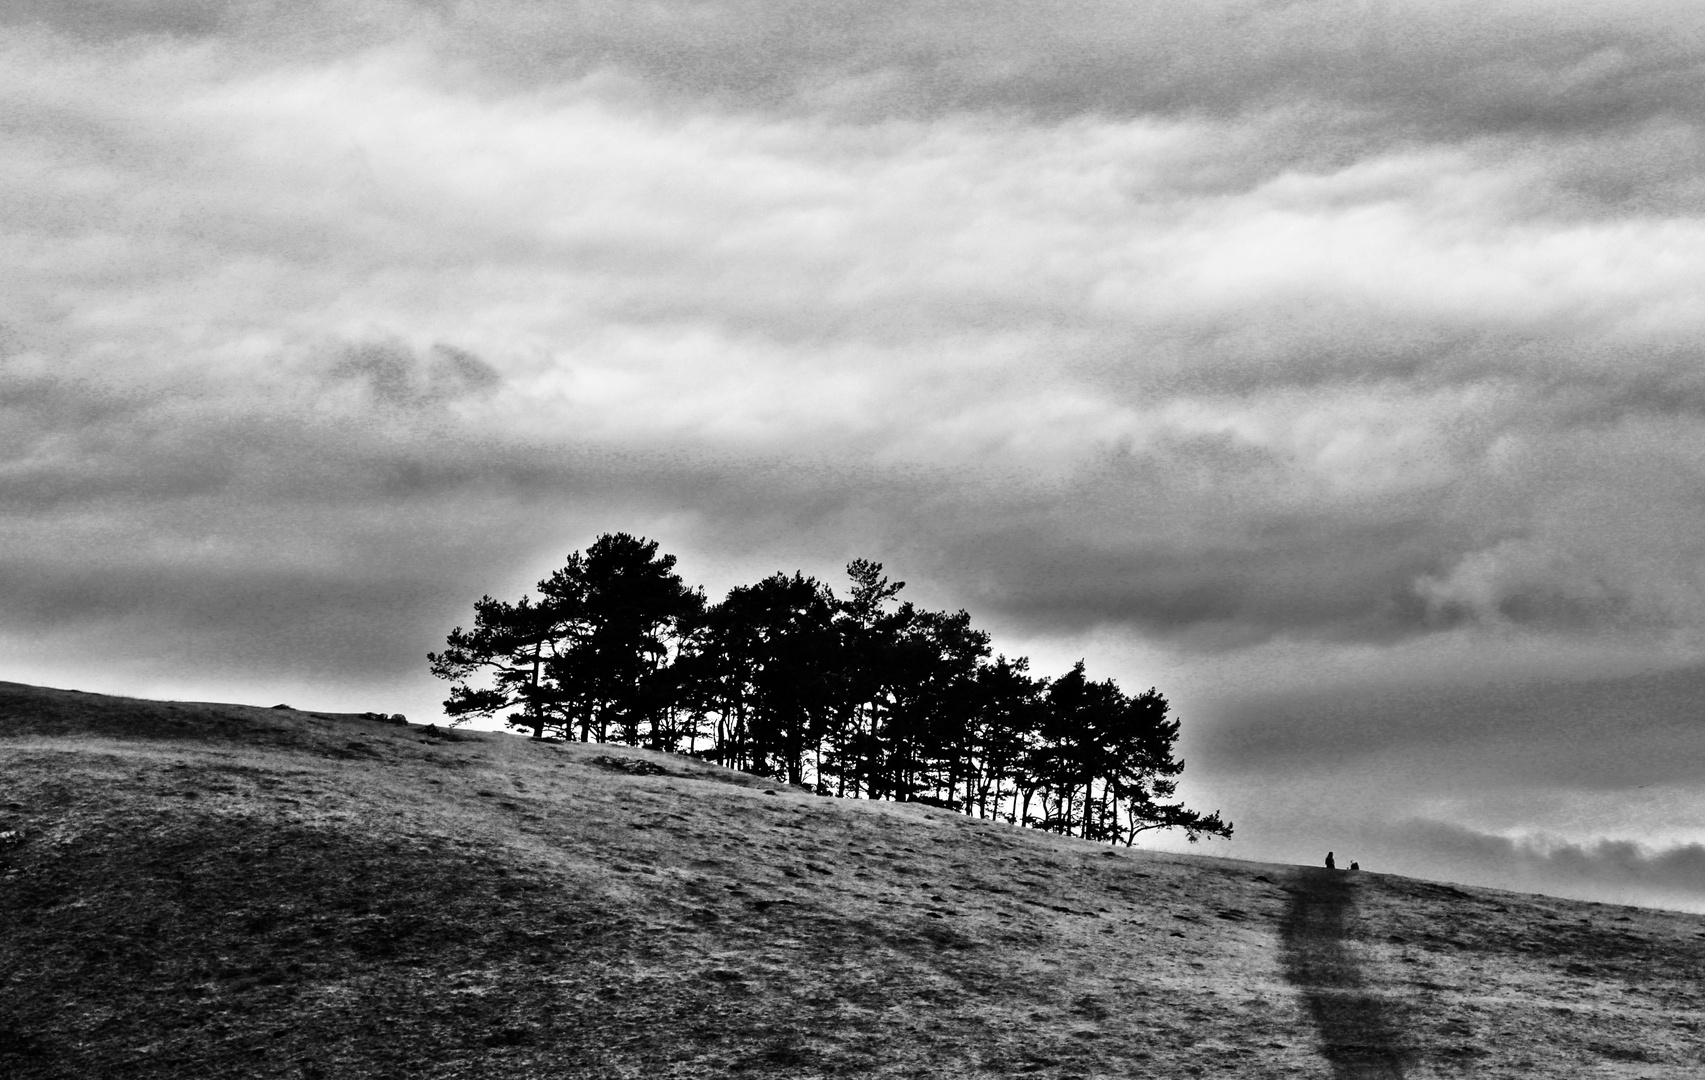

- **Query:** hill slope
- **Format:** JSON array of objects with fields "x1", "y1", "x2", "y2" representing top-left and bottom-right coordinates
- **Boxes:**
[{"x1": 1, "y1": 680, "x2": 1702, "y2": 1078}]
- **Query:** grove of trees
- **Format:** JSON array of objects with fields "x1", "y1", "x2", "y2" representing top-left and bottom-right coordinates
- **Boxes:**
[{"x1": 429, "y1": 533, "x2": 1231, "y2": 845}]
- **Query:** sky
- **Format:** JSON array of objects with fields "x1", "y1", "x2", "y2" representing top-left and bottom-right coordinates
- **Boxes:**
[{"x1": 6, "y1": 0, "x2": 1705, "y2": 911}]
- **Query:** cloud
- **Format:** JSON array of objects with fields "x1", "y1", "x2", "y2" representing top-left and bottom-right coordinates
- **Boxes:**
[
  {"x1": 329, "y1": 341, "x2": 501, "y2": 407},
  {"x1": 1415, "y1": 537, "x2": 1625, "y2": 629},
  {"x1": 343, "y1": 2, "x2": 1705, "y2": 142},
  {"x1": 1396, "y1": 819, "x2": 1705, "y2": 907},
  {"x1": 1195, "y1": 658, "x2": 1705, "y2": 795},
  {"x1": 3, "y1": 0, "x2": 1705, "y2": 742}
]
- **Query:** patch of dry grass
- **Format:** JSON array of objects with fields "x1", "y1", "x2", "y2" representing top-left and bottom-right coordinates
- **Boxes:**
[{"x1": 2, "y1": 681, "x2": 1703, "y2": 1078}]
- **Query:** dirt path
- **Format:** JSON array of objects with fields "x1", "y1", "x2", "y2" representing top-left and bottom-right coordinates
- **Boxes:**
[{"x1": 1280, "y1": 869, "x2": 1411, "y2": 1079}]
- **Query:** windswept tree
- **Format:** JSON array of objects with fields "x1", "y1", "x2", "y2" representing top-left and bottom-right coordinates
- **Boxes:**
[
  {"x1": 1014, "y1": 662, "x2": 1231, "y2": 844},
  {"x1": 1103, "y1": 685, "x2": 1230, "y2": 844},
  {"x1": 429, "y1": 533, "x2": 701, "y2": 743},
  {"x1": 427, "y1": 594, "x2": 569, "y2": 739}
]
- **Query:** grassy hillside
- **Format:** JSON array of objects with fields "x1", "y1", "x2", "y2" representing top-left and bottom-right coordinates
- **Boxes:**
[{"x1": 2, "y1": 681, "x2": 1702, "y2": 1079}]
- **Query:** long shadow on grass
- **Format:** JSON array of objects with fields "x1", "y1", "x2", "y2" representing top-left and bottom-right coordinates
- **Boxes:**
[{"x1": 1280, "y1": 869, "x2": 1409, "y2": 1079}]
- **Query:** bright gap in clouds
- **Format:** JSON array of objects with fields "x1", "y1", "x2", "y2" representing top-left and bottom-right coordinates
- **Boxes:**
[{"x1": 5, "y1": 0, "x2": 1705, "y2": 910}]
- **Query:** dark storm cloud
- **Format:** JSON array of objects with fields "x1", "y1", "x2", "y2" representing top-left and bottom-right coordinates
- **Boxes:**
[
  {"x1": 0, "y1": 0, "x2": 230, "y2": 41},
  {"x1": 408, "y1": 1, "x2": 1705, "y2": 138},
  {"x1": 0, "y1": 368, "x2": 232, "y2": 510},
  {"x1": 0, "y1": 346, "x2": 503, "y2": 515},
  {"x1": 21, "y1": 2, "x2": 1705, "y2": 149},
  {"x1": 330, "y1": 341, "x2": 502, "y2": 407},
  {"x1": 1398, "y1": 819, "x2": 1705, "y2": 903},
  {"x1": 924, "y1": 509, "x2": 1444, "y2": 644},
  {"x1": 0, "y1": 557, "x2": 436, "y2": 676},
  {"x1": 1201, "y1": 662, "x2": 1705, "y2": 789}
]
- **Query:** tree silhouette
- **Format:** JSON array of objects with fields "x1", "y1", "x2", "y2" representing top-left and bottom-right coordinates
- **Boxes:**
[
  {"x1": 427, "y1": 594, "x2": 568, "y2": 739},
  {"x1": 537, "y1": 533, "x2": 703, "y2": 745},
  {"x1": 964, "y1": 655, "x2": 1045, "y2": 821},
  {"x1": 822, "y1": 560, "x2": 907, "y2": 799},
  {"x1": 882, "y1": 605, "x2": 990, "y2": 807},
  {"x1": 699, "y1": 572, "x2": 840, "y2": 784},
  {"x1": 431, "y1": 535, "x2": 1230, "y2": 843}
]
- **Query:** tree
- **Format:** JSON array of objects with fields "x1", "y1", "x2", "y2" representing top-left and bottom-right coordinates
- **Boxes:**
[
  {"x1": 821, "y1": 560, "x2": 908, "y2": 799},
  {"x1": 1103, "y1": 684, "x2": 1231, "y2": 844},
  {"x1": 880, "y1": 605, "x2": 989, "y2": 807},
  {"x1": 538, "y1": 533, "x2": 703, "y2": 745},
  {"x1": 697, "y1": 572, "x2": 841, "y2": 785},
  {"x1": 430, "y1": 533, "x2": 701, "y2": 743},
  {"x1": 963, "y1": 655, "x2": 1045, "y2": 821},
  {"x1": 427, "y1": 594, "x2": 568, "y2": 739},
  {"x1": 431, "y1": 536, "x2": 1230, "y2": 845}
]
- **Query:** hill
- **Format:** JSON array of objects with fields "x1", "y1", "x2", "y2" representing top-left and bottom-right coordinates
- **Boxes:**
[{"x1": 2, "y1": 680, "x2": 1702, "y2": 1078}]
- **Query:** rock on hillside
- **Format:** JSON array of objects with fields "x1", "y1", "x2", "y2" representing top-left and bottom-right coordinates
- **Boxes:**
[{"x1": 2, "y1": 680, "x2": 1703, "y2": 1078}]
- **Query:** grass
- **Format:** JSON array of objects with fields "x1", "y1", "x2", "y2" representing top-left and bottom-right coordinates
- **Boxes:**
[{"x1": 2, "y1": 679, "x2": 1703, "y2": 1078}]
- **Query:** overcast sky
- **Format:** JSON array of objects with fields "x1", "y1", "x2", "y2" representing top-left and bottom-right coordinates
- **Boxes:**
[{"x1": 6, "y1": 0, "x2": 1705, "y2": 911}]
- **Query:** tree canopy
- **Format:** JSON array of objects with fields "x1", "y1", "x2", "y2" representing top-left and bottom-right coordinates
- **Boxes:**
[{"x1": 431, "y1": 533, "x2": 1231, "y2": 845}]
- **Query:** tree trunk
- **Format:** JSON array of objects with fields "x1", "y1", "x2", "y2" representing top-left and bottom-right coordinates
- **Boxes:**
[{"x1": 529, "y1": 644, "x2": 545, "y2": 739}]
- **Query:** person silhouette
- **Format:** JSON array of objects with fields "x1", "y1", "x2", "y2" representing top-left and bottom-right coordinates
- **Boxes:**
[
  {"x1": 1325, "y1": 851, "x2": 1336, "y2": 870},
  {"x1": 1350, "y1": 861, "x2": 1359, "y2": 871}
]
